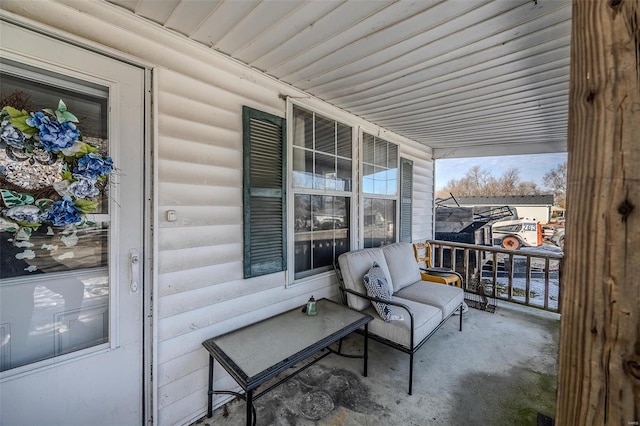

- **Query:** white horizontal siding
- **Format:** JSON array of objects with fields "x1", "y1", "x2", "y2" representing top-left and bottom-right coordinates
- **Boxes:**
[
  {"x1": 401, "y1": 143, "x2": 435, "y2": 242},
  {"x1": 0, "y1": 2, "x2": 432, "y2": 425}
]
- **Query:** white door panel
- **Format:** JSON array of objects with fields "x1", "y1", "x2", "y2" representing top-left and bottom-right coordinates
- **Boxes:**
[{"x1": 0, "y1": 22, "x2": 146, "y2": 425}]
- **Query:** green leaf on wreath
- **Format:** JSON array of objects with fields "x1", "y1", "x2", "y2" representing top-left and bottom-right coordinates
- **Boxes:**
[
  {"x1": 1, "y1": 189, "x2": 35, "y2": 208},
  {"x1": 15, "y1": 227, "x2": 33, "y2": 240},
  {"x1": 54, "y1": 100, "x2": 79, "y2": 123},
  {"x1": 16, "y1": 220, "x2": 40, "y2": 229},
  {"x1": 36, "y1": 199, "x2": 54, "y2": 210},
  {"x1": 62, "y1": 110, "x2": 78, "y2": 123},
  {"x1": 74, "y1": 199, "x2": 99, "y2": 214},
  {"x1": 75, "y1": 142, "x2": 98, "y2": 157},
  {"x1": 4, "y1": 106, "x2": 28, "y2": 118},
  {"x1": 5, "y1": 107, "x2": 38, "y2": 135},
  {"x1": 61, "y1": 169, "x2": 73, "y2": 181},
  {"x1": 0, "y1": 218, "x2": 19, "y2": 233}
]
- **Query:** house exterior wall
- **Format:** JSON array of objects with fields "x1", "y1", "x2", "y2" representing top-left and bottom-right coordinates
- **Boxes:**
[{"x1": 0, "y1": 1, "x2": 434, "y2": 425}]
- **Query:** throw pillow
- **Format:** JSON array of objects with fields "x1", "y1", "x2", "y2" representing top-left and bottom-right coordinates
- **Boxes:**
[{"x1": 363, "y1": 262, "x2": 395, "y2": 321}]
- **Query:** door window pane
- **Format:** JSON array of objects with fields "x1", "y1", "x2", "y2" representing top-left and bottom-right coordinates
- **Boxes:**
[{"x1": 0, "y1": 63, "x2": 111, "y2": 372}]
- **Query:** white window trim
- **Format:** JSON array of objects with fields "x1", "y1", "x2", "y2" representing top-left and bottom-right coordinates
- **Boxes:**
[
  {"x1": 359, "y1": 128, "x2": 401, "y2": 248},
  {"x1": 286, "y1": 99, "x2": 358, "y2": 287}
]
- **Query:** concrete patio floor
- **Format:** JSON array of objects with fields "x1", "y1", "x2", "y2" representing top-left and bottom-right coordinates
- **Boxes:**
[{"x1": 194, "y1": 301, "x2": 560, "y2": 426}]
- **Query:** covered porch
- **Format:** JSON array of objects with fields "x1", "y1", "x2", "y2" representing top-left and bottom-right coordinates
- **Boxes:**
[
  {"x1": 201, "y1": 301, "x2": 559, "y2": 425},
  {"x1": 0, "y1": 1, "x2": 637, "y2": 425}
]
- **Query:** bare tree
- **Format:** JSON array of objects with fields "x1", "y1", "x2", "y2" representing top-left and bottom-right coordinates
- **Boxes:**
[
  {"x1": 542, "y1": 162, "x2": 567, "y2": 207},
  {"x1": 436, "y1": 166, "x2": 542, "y2": 198}
]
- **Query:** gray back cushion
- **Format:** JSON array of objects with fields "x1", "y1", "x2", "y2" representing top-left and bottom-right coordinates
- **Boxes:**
[
  {"x1": 383, "y1": 242, "x2": 422, "y2": 292},
  {"x1": 338, "y1": 247, "x2": 392, "y2": 311}
]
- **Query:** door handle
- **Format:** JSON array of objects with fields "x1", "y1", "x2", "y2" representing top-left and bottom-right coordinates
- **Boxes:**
[{"x1": 130, "y1": 248, "x2": 140, "y2": 294}]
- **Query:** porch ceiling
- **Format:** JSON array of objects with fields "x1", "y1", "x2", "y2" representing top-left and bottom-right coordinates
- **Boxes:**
[{"x1": 106, "y1": 0, "x2": 571, "y2": 158}]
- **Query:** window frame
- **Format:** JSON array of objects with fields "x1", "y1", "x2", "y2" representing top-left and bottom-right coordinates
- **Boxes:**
[
  {"x1": 286, "y1": 100, "x2": 357, "y2": 286},
  {"x1": 359, "y1": 129, "x2": 401, "y2": 248}
]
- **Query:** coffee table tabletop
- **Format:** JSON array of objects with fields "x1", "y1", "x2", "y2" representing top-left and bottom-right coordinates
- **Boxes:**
[{"x1": 203, "y1": 298, "x2": 372, "y2": 425}]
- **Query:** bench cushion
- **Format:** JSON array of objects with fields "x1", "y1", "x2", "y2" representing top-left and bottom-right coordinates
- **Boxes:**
[
  {"x1": 338, "y1": 248, "x2": 392, "y2": 311},
  {"x1": 383, "y1": 242, "x2": 422, "y2": 292},
  {"x1": 362, "y1": 297, "x2": 443, "y2": 349},
  {"x1": 395, "y1": 281, "x2": 464, "y2": 318}
]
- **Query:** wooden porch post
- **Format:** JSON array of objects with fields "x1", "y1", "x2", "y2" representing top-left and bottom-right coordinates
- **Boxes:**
[{"x1": 556, "y1": 1, "x2": 640, "y2": 424}]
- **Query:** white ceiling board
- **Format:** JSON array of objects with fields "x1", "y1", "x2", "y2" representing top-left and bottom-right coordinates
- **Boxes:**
[
  {"x1": 105, "y1": 0, "x2": 571, "y2": 157},
  {"x1": 231, "y1": 1, "x2": 342, "y2": 65},
  {"x1": 271, "y1": 0, "x2": 447, "y2": 81},
  {"x1": 189, "y1": 1, "x2": 261, "y2": 47},
  {"x1": 328, "y1": 23, "x2": 571, "y2": 105},
  {"x1": 164, "y1": 0, "x2": 222, "y2": 36},
  {"x1": 135, "y1": 0, "x2": 179, "y2": 24},
  {"x1": 250, "y1": 1, "x2": 392, "y2": 71},
  {"x1": 212, "y1": 1, "x2": 302, "y2": 54}
]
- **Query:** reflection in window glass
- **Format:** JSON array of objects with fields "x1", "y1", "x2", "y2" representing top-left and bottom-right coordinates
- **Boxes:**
[
  {"x1": 362, "y1": 133, "x2": 399, "y2": 248},
  {"x1": 0, "y1": 63, "x2": 111, "y2": 372},
  {"x1": 363, "y1": 133, "x2": 398, "y2": 197},
  {"x1": 363, "y1": 198, "x2": 396, "y2": 248},
  {"x1": 294, "y1": 195, "x2": 350, "y2": 279},
  {"x1": 292, "y1": 106, "x2": 353, "y2": 280},
  {"x1": 292, "y1": 106, "x2": 352, "y2": 192}
]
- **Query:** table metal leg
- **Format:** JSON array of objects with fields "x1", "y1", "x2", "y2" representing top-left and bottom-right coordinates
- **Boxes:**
[
  {"x1": 246, "y1": 389, "x2": 254, "y2": 426},
  {"x1": 207, "y1": 356, "x2": 214, "y2": 417},
  {"x1": 363, "y1": 323, "x2": 369, "y2": 377}
]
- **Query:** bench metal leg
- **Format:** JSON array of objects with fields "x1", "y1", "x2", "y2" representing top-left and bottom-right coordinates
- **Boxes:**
[
  {"x1": 459, "y1": 304, "x2": 463, "y2": 331},
  {"x1": 408, "y1": 352, "x2": 414, "y2": 395}
]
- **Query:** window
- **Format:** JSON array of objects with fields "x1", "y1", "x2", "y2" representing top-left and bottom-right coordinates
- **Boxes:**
[
  {"x1": 243, "y1": 106, "x2": 286, "y2": 278},
  {"x1": 291, "y1": 106, "x2": 352, "y2": 279},
  {"x1": 0, "y1": 61, "x2": 111, "y2": 371},
  {"x1": 362, "y1": 133, "x2": 398, "y2": 248}
]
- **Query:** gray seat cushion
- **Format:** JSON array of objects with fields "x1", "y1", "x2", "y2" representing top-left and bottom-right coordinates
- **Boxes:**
[
  {"x1": 362, "y1": 297, "x2": 443, "y2": 349},
  {"x1": 395, "y1": 281, "x2": 464, "y2": 319}
]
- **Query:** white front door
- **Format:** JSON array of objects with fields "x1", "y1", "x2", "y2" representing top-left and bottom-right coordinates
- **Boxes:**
[{"x1": 0, "y1": 23, "x2": 147, "y2": 425}]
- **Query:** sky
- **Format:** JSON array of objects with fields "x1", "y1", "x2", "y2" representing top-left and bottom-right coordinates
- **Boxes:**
[{"x1": 435, "y1": 152, "x2": 567, "y2": 192}]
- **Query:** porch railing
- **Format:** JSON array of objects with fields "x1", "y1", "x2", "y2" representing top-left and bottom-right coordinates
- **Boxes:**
[{"x1": 427, "y1": 240, "x2": 564, "y2": 313}]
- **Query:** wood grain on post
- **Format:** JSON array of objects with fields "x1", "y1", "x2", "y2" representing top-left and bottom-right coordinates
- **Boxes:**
[{"x1": 556, "y1": 0, "x2": 640, "y2": 424}]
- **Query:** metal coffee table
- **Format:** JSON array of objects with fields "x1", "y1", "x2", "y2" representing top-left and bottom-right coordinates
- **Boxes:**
[{"x1": 202, "y1": 298, "x2": 373, "y2": 425}]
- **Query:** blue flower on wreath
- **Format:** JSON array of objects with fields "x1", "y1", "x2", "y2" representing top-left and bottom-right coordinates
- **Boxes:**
[
  {"x1": 68, "y1": 175, "x2": 100, "y2": 199},
  {"x1": 74, "y1": 152, "x2": 113, "y2": 179},
  {"x1": 44, "y1": 196, "x2": 82, "y2": 226},
  {"x1": 27, "y1": 111, "x2": 79, "y2": 153},
  {"x1": 1, "y1": 116, "x2": 28, "y2": 148},
  {"x1": 5, "y1": 205, "x2": 42, "y2": 224}
]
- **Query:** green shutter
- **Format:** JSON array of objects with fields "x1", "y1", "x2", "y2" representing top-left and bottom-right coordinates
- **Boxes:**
[
  {"x1": 399, "y1": 157, "x2": 413, "y2": 242},
  {"x1": 243, "y1": 106, "x2": 286, "y2": 278}
]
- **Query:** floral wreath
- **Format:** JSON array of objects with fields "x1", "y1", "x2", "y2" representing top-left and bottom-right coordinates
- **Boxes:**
[{"x1": 0, "y1": 99, "x2": 113, "y2": 242}]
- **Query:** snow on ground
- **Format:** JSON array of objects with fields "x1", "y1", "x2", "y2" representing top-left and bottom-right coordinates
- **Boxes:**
[{"x1": 482, "y1": 243, "x2": 563, "y2": 311}]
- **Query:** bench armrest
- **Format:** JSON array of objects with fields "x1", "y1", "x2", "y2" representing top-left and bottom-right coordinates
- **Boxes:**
[{"x1": 419, "y1": 267, "x2": 463, "y2": 282}]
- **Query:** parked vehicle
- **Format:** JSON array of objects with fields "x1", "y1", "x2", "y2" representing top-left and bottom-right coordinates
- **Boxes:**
[
  {"x1": 491, "y1": 218, "x2": 543, "y2": 250},
  {"x1": 435, "y1": 194, "x2": 543, "y2": 250}
]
